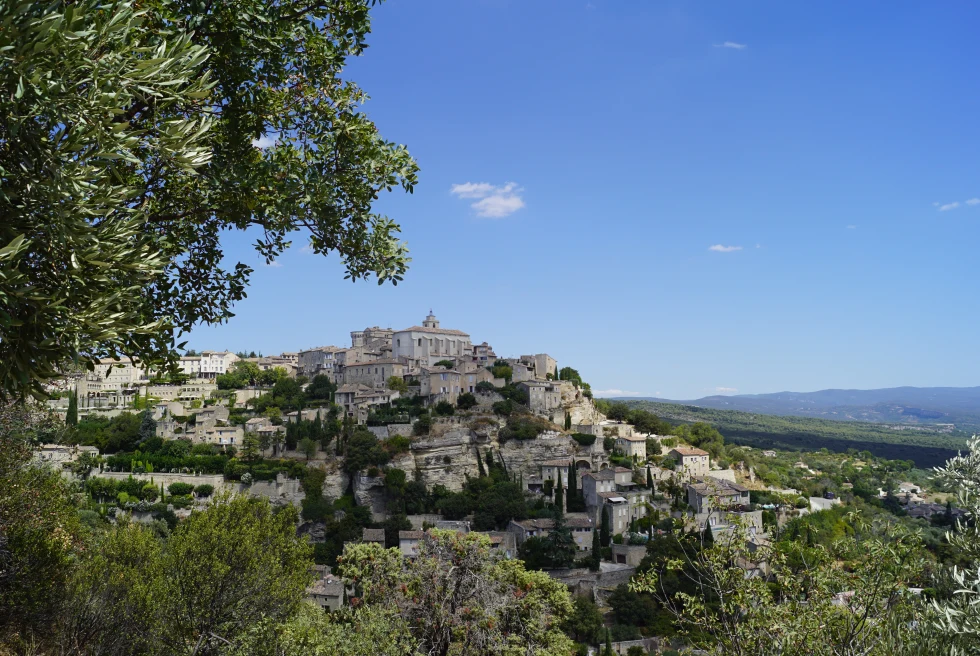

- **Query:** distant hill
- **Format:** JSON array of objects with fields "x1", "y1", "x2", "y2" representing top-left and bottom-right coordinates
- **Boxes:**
[
  {"x1": 619, "y1": 400, "x2": 968, "y2": 468},
  {"x1": 630, "y1": 386, "x2": 980, "y2": 433}
]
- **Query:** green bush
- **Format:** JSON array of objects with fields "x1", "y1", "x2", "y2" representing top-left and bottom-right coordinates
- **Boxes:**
[
  {"x1": 456, "y1": 392, "x2": 477, "y2": 410},
  {"x1": 498, "y1": 415, "x2": 552, "y2": 443},
  {"x1": 571, "y1": 433, "x2": 596, "y2": 447},
  {"x1": 194, "y1": 484, "x2": 214, "y2": 497},
  {"x1": 475, "y1": 381, "x2": 495, "y2": 393},
  {"x1": 433, "y1": 401, "x2": 455, "y2": 416},
  {"x1": 141, "y1": 483, "x2": 159, "y2": 502},
  {"x1": 413, "y1": 414, "x2": 431, "y2": 436},
  {"x1": 602, "y1": 437, "x2": 616, "y2": 452},
  {"x1": 168, "y1": 482, "x2": 194, "y2": 496},
  {"x1": 492, "y1": 400, "x2": 513, "y2": 416}
]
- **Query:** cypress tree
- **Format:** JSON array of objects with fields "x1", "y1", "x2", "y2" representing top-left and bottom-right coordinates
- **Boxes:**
[
  {"x1": 590, "y1": 528, "x2": 601, "y2": 570},
  {"x1": 567, "y1": 465, "x2": 577, "y2": 507},
  {"x1": 555, "y1": 471, "x2": 564, "y2": 512},
  {"x1": 600, "y1": 505, "x2": 611, "y2": 547},
  {"x1": 477, "y1": 448, "x2": 487, "y2": 477},
  {"x1": 647, "y1": 466, "x2": 654, "y2": 490},
  {"x1": 564, "y1": 412, "x2": 571, "y2": 431},
  {"x1": 66, "y1": 391, "x2": 78, "y2": 427},
  {"x1": 604, "y1": 628, "x2": 613, "y2": 656}
]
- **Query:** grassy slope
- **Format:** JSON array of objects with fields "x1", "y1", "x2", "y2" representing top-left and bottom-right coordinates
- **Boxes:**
[{"x1": 623, "y1": 400, "x2": 969, "y2": 469}]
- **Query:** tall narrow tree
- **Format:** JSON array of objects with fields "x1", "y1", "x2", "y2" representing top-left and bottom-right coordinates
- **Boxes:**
[
  {"x1": 600, "y1": 506, "x2": 611, "y2": 547},
  {"x1": 555, "y1": 471, "x2": 564, "y2": 513},
  {"x1": 477, "y1": 449, "x2": 487, "y2": 477},
  {"x1": 590, "y1": 528, "x2": 601, "y2": 571},
  {"x1": 66, "y1": 392, "x2": 78, "y2": 427}
]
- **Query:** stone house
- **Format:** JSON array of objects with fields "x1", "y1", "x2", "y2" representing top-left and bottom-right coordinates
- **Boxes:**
[
  {"x1": 419, "y1": 368, "x2": 463, "y2": 405},
  {"x1": 471, "y1": 342, "x2": 497, "y2": 367},
  {"x1": 540, "y1": 459, "x2": 573, "y2": 490},
  {"x1": 245, "y1": 417, "x2": 271, "y2": 433},
  {"x1": 506, "y1": 514, "x2": 594, "y2": 552},
  {"x1": 610, "y1": 543, "x2": 647, "y2": 567},
  {"x1": 177, "y1": 350, "x2": 239, "y2": 380},
  {"x1": 392, "y1": 312, "x2": 473, "y2": 367},
  {"x1": 615, "y1": 434, "x2": 647, "y2": 461},
  {"x1": 517, "y1": 381, "x2": 562, "y2": 414},
  {"x1": 306, "y1": 571, "x2": 345, "y2": 611},
  {"x1": 35, "y1": 444, "x2": 99, "y2": 467},
  {"x1": 398, "y1": 530, "x2": 424, "y2": 557},
  {"x1": 686, "y1": 478, "x2": 750, "y2": 514},
  {"x1": 584, "y1": 468, "x2": 651, "y2": 535},
  {"x1": 343, "y1": 359, "x2": 408, "y2": 388},
  {"x1": 297, "y1": 345, "x2": 346, "y2": 380},
  {"x1": 362, "y1": 528, "x2": 385, "y2": 546},
  {"x1": 669, "y1": 446, "x2": 710, "y2": 478},
  {"x1": 582, "y1": 467, "x2": 634, "y2": 507}
]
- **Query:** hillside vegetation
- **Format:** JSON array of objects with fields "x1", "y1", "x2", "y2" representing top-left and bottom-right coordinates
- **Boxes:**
[{"x1": 621, "y1": 400, "x2": 969, "y2": 468}]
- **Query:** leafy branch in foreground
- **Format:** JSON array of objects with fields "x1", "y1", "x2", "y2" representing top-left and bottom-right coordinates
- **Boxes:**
[
  {"x1": 0, "y1": 0, "x2": 419, "y2": 400},
  {"x1": 631, "y1": 516, "x2": 928, "y2": 656}
]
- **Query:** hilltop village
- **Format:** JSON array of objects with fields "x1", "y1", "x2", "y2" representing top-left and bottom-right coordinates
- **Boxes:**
[{"x1": 39, "y1": 312, "x2": 966, "y2": 654}]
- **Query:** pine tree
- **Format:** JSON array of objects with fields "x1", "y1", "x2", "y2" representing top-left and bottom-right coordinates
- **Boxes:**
[
  {"x1": 555, "y1": 471, "x2": 564, "y2": 512},
  {"x1": 138, "y1": 409, "x2": 156, "y2": 443},
  {"x1": 600, "y1": 505, "x2": 611, "y2": 547},
  {"x1": 477, "y1": 449, "x2": 487, "y2": 477},
  {"x1": 66, "y1": 391, "x2": 78, "y2": 427}
]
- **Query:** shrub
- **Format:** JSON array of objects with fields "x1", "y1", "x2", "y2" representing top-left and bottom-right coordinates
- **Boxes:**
[
  {"x1": 602, "y1": 437, "x2": 616, "y2": 452},
  {"x1": 456, "y1": 392, "x2": 477, "y2": 410},
  {"x1": 383, "y1": 435, "x2": 411, "y2": 455},
  {"x1": 168, "y1": 482, "x2": 194, "y2": 496},
  {"x1": 194, "y1": 484, "x2": 214, "y2": 497},
  {"x1": 498, "y1": 415, "x2": 552, "y2": 443},
  {"x1": 476, "y1": 381, "x2": 495, "y2": 393},
  {"x1": 413, "y1": 414, "x2": 431, "y2": 436},
  {"x1": 571, "y1": 433, "x2": 596, "y2": 447},
  {"x1": 492, "y1": 400, "x2": 513, "y2": 416},
  {"x1": 141, "y1": 483, "x2": 159, "y2": 502},
  {"x1": 367, "y1": 466, "x2": 380, "y2": 478},
  {"x1": 433, "y1": 401, "x2": 455, "y2": 416},
  {"x1": 240, "y1": 472, "x2": 253, "y2": 485}
]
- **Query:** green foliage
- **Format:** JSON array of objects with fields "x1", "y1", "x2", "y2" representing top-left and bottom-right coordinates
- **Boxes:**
[
  {"x1": 433, "y1": 400, "x2": 455, "y2": 416},
  {"x1": 0, "y1": 406, "x2": 80, "y2": 634},
  {"x1": 306, "y1": 375, "x2": 337, "y2": 401},
  {"x1": 386, "y1": 376, "x2": 408, "y2": 393},
  {"x1": 194, "y1": 484, "x2": 214, "y2": 498},
  {"x1": 66, "y1": 392, "x2": 78, "y2": 427},
  {"x1": 476, "y1": 381, "x2": 496, "y2": 393},
  {"x1": 457, "y1": 392, "x2": 478, "y2": 410},
  {"x1": 572, "y1": 433, "x2": 597, "y2": 447},
  {"x1": 167, "y1": 482, "x2": 194, "y2": 497},
  {"x1": 600, "y1": 506, "x2": 611, "y2": 547},
  {"x1": 434, "y1": 360, "x2": 454, "y2": 369},
  {"x1": 491, "y1": 364, "x2": 513, "y2": 381},
  {"x1": 413, "y1": 413, "x2": 432, "y2": 436},
  {"x1": 499, "y1": 414, "x2": 553, "y2": 443},
  {"x1": 0, "y1": 0, "x2": 215, "y2": 400},
  {"x1": 343, "y1": 431, "x2": 390, "y2": 476},
  {"x1": 1, "y1": 0, "x2": 419, "y2": 401},
  {"x1": 563, "y1": 595, "x2": 605, "y2": 644},
  {"x1": 76, "y1": 412, "x2": 143, "y2": 453},
  {"x1": 335, "y1": 531, "x2": 573, "y2": 655}
]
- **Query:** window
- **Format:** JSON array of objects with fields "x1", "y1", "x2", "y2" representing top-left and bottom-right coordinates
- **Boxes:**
[{"x1": 441, "y1": 373, "x2": 447, "y2": 381}]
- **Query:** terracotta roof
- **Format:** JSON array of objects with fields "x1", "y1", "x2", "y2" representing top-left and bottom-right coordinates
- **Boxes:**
[
  {"x1": 362, "y1": 528, "x2": 385, "y2": 543},
  {"x1": 399, "y1": 530, "x2": 424, "y2": 540},
  {"x1": 396, "y1": 325, "x2": 470, "y2": 337},
  {"x1": 672, "y1": 446, "x2": 710, "y2": 457}
]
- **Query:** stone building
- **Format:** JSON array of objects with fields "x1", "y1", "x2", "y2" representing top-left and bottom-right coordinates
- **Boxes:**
[
  {"x1": 615, "y1": 434, "x2": 647, "y2": 461},
  {"x1": 517, "y1": 380, "x2": 562, "y2": 414},
  {"x1": 670, "y1": 446, "x2": 710, "y2": 478},
  {"x1": 686, "y1": 478, "x2": 750, "y2": 514},
  {"x1": 177, "y1": 351, "x2": 239, "y2": 379},
  {"x1": 399, "y1": 530, "x2": 424, "y2": 557},
  {"x1": 471, "y1": 342, "x2": 497, "y2": 367},
  {"x1": 584, "y1": 467, "x2": 650, "y2": 535},
  {"x1": 392, "y1": 312, "x2": 473, "y2": 367},
  {"x1": 506, "y1": 514, "x2": 594, "y2": 552},
  {"x1": 419, "y1": 367, "x2": 464, "y2": 405},
  {"x1": 297, "y1": 345, "x2": 345, "y2": 380},
  {"x1": 343, "y1": 359, "x2": 408, "y2": 388}
]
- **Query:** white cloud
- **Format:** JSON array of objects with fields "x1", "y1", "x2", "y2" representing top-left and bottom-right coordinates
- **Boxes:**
[
  {"x1": 708, "y1": 244, "x2": 743, "y2": 253},
  {"x1": 594, "y1": 389, "x2": 646, "y2": 397},
  {"x1": 715, "y1": 386, "x2": 738, "y2": 394},
  {"x1": 967, "y1": 198, "x2": 980, "y2": 206},
  {"x1": 755, "y1": 243, "x2": 761, "y2": 248},
  {"x1": 251, "y1": 134, "x2": 277, "y2": 149},
  {"x1": 939, "y1": 201, "x2": 960, "y2": 211},
  {"x1": 846, "y1": 225, "x2": 857, "y2": 229},
  {"x1": 449, "y1": 182, "x2": 497, "y2": 198},
  {"x1": 714, "y1": 41, "x2": 747, "y2": 49},
  {"x1": 450, "y1": 181, "x2": 525, "y2": 218},
  {"x1": 262, "y1": 260, "x2": 282, "y2": 268}
]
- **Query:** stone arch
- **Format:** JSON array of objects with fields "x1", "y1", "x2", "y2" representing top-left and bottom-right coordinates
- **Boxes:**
[
  {"x1": 575, "y1": 459, "x2": 591, "y2": 472},
  {"x1": 599, "y1": 462, "x2": 609, "y2": 471}
]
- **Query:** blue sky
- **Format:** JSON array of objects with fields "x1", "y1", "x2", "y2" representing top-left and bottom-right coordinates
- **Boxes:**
[{"x1": 188, "y1": 0, "x2": 980, "y2": 400}]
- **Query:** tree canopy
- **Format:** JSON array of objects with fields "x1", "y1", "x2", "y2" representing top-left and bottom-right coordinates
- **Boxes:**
[{"x1": 0, "y1": 0, "x2": 418, "y2": 399}]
